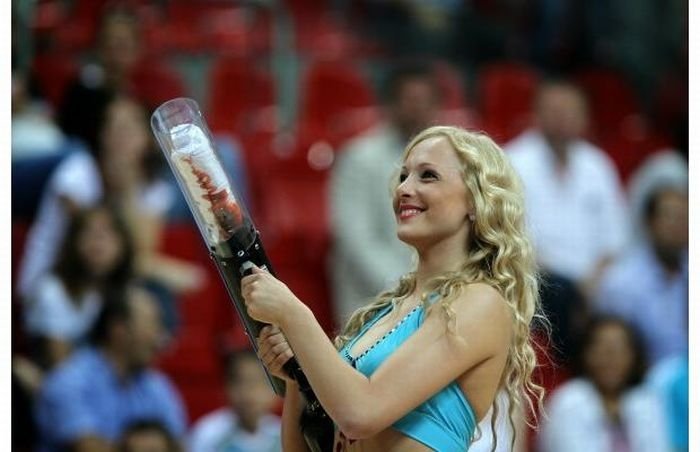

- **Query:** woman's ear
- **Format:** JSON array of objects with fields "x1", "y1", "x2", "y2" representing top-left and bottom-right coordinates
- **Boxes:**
[{"x1": 467, "y1": 200, "x2": 476, "y2": 222}]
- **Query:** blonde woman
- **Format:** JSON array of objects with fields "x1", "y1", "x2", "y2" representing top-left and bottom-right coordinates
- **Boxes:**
[{"x1": 242, "y1": 126, "x2": 546, "y2": 451}]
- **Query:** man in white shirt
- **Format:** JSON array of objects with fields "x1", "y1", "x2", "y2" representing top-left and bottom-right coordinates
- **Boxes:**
[
  {"x1": 189, "y1": 350, "x2": 281, "y2": 452},
  {"x1": 505, "y1": 81, "x2": 628, "y2": 297},
  {"x1": 596, "y1": 183, "x2": 688, "y2": 365},
  {"x1": 329, "y1": 62, "x2": 440, "y2": 325}
]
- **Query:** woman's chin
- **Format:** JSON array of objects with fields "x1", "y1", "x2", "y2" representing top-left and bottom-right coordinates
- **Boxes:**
[{"x1": 397, "y1": 229, "x2": 424, "y2": 247}]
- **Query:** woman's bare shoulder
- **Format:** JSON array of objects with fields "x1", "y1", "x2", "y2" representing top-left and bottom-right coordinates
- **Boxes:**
[
  {"x1": 441, "y1": 282, "x2": 512, "y2": 338},
  {"x1": 457, "y1": 283, "x2": 508, "y2": 313}
]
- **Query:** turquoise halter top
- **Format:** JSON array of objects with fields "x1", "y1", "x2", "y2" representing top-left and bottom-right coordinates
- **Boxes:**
[{"x1": 339, "y1": 295, "x2": 477, "y2": 451}]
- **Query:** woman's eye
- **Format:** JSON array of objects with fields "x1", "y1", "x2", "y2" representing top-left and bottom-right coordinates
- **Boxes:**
[
  {"x1": 421, "y1": 170, "x2": 438, "y2": 180},
  {"x1": 399, "y1": 173, "x2": 408, "y2": 183}
]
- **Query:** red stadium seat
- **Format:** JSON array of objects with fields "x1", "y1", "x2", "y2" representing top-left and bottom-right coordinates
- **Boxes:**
[
  {"x1": 31, "y1": 0, "x2": 69, "y2": 34},
  {"x1": 156, "y1": 222, "x2": 245, "y2": 420},
  {"x1": 255, "y1": 144, "x2": 331, "y2": 249},
  {"x1": 157, "y1": 326, "x2": 222, "y2": 377},
  {"x1": 599, "y1": 115, "x2": 672, "y2": 184},
  {"x1": 298, "y1": 59, "x2": 380, "y2": 149},
  {"x1": 652, "y1": 71, "x2": 687, "y2": 135},
  {"x1": 294, "y1": 14, "x2": 359, "y2": 59},
  {"x1": 207, "y1": 57, "x2": 275, "y2": 136},
  {"x1": 433, "y1": 61, "x2": 477, "y2": 128},
  {"x1": 156, "y1": 325, "x2": 228, "y2": 422},
  {"x1": 477, "y1": 61, "x2": 539, "y2": 144},
  {"x1": 173, "y1": 380, "x2": 227, "y2": 425},
  {"x1": 163, "y1": 1, "x2": 209, "y2": 52},
  {"x1": 30, "y1": 53, "x2": 79, "y2": 109},
  {"x1": 434, "y1": 61, "x2": 469, "y2": 111},
  {"x1": 129, "y1": 58, "x2": 187, "y2": 111},
  {"x1": 253, "y1": 144, "x2": 337, "y2": 333},
  {"x1": 575, "y1": 68, "x2": 642, "y2": 143},
  {"x1": 161, "y1": 0, "x2": 270, "y2": 54}
]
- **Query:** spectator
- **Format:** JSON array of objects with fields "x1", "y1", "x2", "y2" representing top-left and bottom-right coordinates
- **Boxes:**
[
  {"x1": 538, "y1": 271, "x2": 587, "y2": 368},
  {"x1": 56, "y1": 6, "x2": 185, "y2": 151},
  {"x1": 595, "y1": 183, "x2": 688, "y2": 364},
  {"x1": 538, "y1": 315, "x2": 671, "y2": 452},
  {"x1": 11, "y1": 68, "x2": 81, "y2": 220},
  {"x1": 35, "y1": 285, "x2": 187, "y2": 452},
  {"x1": 12, "y1": 369, "x2": 37, "y2": 452},
  {"x1": 626, "y1": 150, "x2": 688, "y2": 245},
  {"x1": 647, "y1": 355, "x2": 689, "y2": 452},
  {"x1": 17, "y1": 96, "x2": 205, "y2": 312},
  {"x1": 11, "y1": 69, "x2": 65, "y2": 160},
  {"x1": 119, "y1": 420, "x2": 182, "y2": 452},
  {"x1": 95, "y1": 96, "x2": 204, "y2": 300},
  {"x1": 57, "y1": 8, "x2": 142, "y2": 153},
  {"x1": 329, "y1": 61, "x2": 440, "y2": 324},
  {"x1": 506, "y1": 80, "x2": 628, "y2": 298},
  {"x1": 25, "y1": 205, "x2": 134, "y2": 369},
  {"x1": 189, "y1": 349, "x2": 281, "y2": 452}
]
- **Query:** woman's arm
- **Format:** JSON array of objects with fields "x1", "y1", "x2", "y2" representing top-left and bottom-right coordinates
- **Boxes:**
[
  {"x1": 244, "y1": 270, "x2": 511, "y2": 439},
  {"x1": 44, "y1": 338, "x2": 73, "y2": 367},
  {"x1": 281, "y1": 382, "x2": 312, "y2": 452},
  {"x1": 117, "y1": 193, "x2": 205, "y2": 293},
  {"x1": 257, "y1": 326, "x2": 310, "y2": 452}
]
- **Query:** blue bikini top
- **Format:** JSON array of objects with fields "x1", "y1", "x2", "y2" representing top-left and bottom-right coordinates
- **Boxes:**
[{"x1": 339, "y1": 295, "x2": 477, "y2": 451}]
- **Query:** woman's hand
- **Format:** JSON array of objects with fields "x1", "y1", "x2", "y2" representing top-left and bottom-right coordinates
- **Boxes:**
[
  {"x1": 241, "y1": 265, "x2": 300, "y2": 325},
  {"x1": 257, "y1": 325, "x2": 296, "y2": 383}
]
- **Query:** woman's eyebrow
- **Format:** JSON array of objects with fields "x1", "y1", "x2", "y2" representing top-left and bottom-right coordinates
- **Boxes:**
[{"x1": 401, "y1": 162, "x2": 439, "y2": 171}]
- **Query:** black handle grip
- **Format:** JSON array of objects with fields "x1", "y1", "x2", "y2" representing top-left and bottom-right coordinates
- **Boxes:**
[{"x1": 213, "y1": 231, "x2": 334, "y2": 451}]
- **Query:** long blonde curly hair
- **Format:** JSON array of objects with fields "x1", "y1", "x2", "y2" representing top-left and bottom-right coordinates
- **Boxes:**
[{"x1": 334, "y1": 125, "x2": 547, "y2": 450}]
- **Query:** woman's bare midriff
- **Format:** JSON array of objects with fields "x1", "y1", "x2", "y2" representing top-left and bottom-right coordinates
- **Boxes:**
[{"x1": 334, "y1": 428, "x2": 433, "y2": 452}]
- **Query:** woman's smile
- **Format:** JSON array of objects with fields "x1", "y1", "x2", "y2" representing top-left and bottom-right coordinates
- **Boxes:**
[{"x1": 397, "y1": 203, "x2": 426, "y2": 221}]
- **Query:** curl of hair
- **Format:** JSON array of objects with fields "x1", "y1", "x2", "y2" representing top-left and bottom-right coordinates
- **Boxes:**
[{"x1": 334, "y1": 126, "x2": 548, "y2": 451}]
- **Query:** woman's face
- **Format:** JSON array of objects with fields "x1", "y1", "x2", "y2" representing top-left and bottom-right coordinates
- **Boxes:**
[
  {"x1": 99, "y1": 19, "x2": 140, "y2": 75},
  {"x1": 100, "y1": 100, "x2": 150, "y2": 165},
  {"x1": 393, "y1": 136, "x2": 471, "y2": 251},
  {"x1": 226, "y1": 356, "x2": 277, "y2": 424},
  {"x1": 584, "y1": 322, "x2": 636, "y2": 394},
  {"x1": 77, "y1": 210, "x2": 125, "y2": 277}
]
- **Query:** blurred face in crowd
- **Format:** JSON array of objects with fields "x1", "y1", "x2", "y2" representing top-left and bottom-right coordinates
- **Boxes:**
[
  {"x1": 394, "y1": 136, "x2": 471, "y2": 253},
  {"x1": 227, "y1": 354, "x2": 277, "y2": 431},
  {"x1": 77, "y1": 209, "x2": 126, "y2": 278},
  {"x1": 391, "y1": 77, "x2": 439, "y2": 140},
  {"x1": 101, "y1": 98, "x2": 151, "y2": 166},
  {"x1": 11, "y1": 71, "x2": 27, "y2": 114},
  {"x1": 121, "y1": 428, "x2": 174, "y2": 452},
  {"x1": 99, "y1": 15, "x2": 140, "y2": 76},
  {"x1": 584, "y1": 321, "x2": 636, "y2": 396},
  {"x1": 125, "y1": 289, "x2": 165, "y2": 371},
  {"x1": 648, "y1": 189, "x2": 688, "y2": 263},
  {"x1": 535, "y1": 84, "x2": 588, "y2": 151}
]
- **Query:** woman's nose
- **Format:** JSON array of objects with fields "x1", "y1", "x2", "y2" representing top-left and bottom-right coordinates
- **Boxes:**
[{"x1": 396, "y1": 176, "x2": 415, "y2": 197}]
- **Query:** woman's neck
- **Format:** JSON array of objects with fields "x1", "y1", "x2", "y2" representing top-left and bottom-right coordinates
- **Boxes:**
[
  {"x1": 101, "y1": 345, "x2": 130, "y2": 381},
  {"x1": 601, "y1": 393, "x2": 623, "y2": 423},
  {"x1": 413, "y1": 239, "x2": 468, "y2": 296}
]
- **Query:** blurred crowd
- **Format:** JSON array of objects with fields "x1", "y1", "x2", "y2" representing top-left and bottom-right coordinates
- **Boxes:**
[{"x1": 11, "y1": 1, "x2": 687, "y2": 451}]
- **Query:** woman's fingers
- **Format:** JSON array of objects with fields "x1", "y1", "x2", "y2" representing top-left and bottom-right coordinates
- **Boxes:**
[
  {"x1": 257, "y1": 327, "x2": 294, "y2": 376},
  {"x1": 240, "y1": 274, "x2": 262, "y2": 297},
  {"x1": 259, "y1": 339, "x2": 290, "y2": 367},
  {"x1": 274, "y1": 349, "x2": 294, "y2": 369},
  {"x1": 258, "y1": 325, "x2": 277, "y2": 340}
]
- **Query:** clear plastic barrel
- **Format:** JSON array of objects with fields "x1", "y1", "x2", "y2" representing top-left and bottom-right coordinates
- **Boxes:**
[{"x1": 151, "y1": 98, "x2": 255, "y2": 256}]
